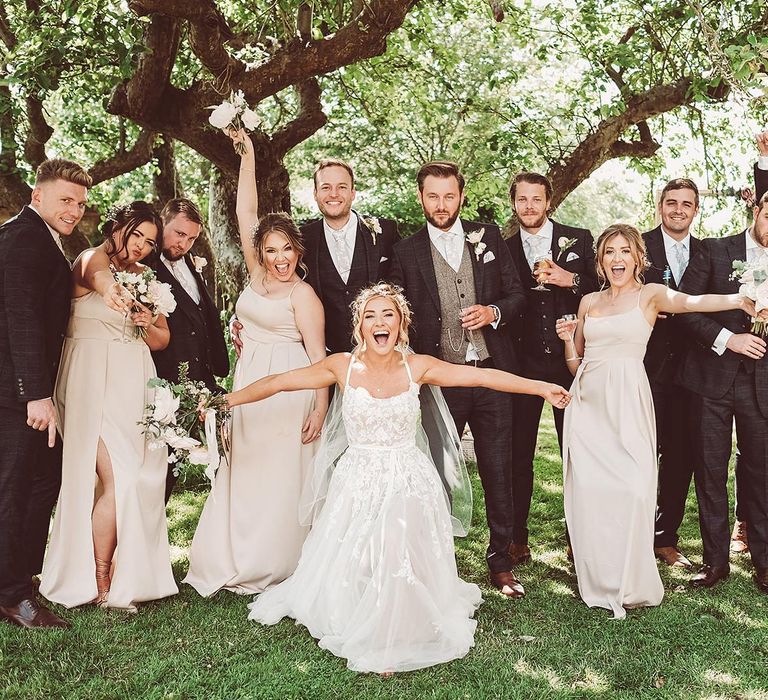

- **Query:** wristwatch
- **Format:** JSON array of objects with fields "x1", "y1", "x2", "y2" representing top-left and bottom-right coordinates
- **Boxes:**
[
  {"x1": 570, "y1": 273, "x2": 580, "y2": 294},
  {"x1": 490, "y1": 305, "x2": 501, "y2": 324}
]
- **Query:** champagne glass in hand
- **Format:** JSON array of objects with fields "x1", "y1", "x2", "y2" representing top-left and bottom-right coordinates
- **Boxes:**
[
  {"x1": 560, "y1": 313, "x2": 580, "y2": 361},
  {"x1": 532, "y1": 254, "x2": 552, "y2": 292}
]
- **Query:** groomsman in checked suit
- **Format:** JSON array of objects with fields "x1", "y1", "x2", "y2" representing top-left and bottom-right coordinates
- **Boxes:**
[
  {"x1": 232, "y1": 159, "x2": 399, "y2": 355},
  {"x1": 505, "y1": 172, "x2": 597, "y2": 563},
  {"x1": 641, "y1": 178, "x2": 703, "y2": 569},
  {"x1": 0, "y1": 159, "x2": 91, "y2": 628},
  {"x1": 150, "y1": 198, "x2": 229, "y2": 502},
  {"x1": 678, "y1": 190, "x2": 768, "y2": 593},
  {"x1": 389, "y1": 161, "x2": 529, "y2": 597}
]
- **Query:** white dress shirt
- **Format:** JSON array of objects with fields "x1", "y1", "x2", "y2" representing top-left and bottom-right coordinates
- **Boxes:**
[
  {"x1": 660, "y1": 227, "x2": 691, "y2": 285},
  {"x1": 712, "y1": 228, "x2": 767, "y2": 355},
  {"x1": 520, "y1": 219, "x2": 554, "y2": 269},
  {"x1": 28, "y1": 204, "x2": 66, "y2": 257},
  {"x1": 758, "y1": 155, "x2": 768, "y2": 171},
  {"x1": 162, "y1": 254, "x2": 201, "y2": 305},
  {"x1": 427, "y1": 218, "x2": 466, "y2": 272},
  {"x1": 323, "y1": 213, "x2": 359, "y2": 283}
]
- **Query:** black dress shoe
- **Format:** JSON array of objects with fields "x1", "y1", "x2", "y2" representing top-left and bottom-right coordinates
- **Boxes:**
[
  {"x1": 489, "y1": 570, "x2": 525, "y2": 598},
  {"x1": 690, "y1": 564, "x2": 730, "y2": 589},
  {"x1": 0, "y1": 598, "x2": 71, "y2": 629},
  {"x1": 508, "y1": 543, "x2": 531, "y2": 566},
  {"x1": 754, "y1": 568, "x2": 768, "y2": 594}
]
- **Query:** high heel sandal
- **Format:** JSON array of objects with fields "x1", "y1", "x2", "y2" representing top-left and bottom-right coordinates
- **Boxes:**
[{"x1": 93, "y1": 557, "x2": 111, "y2": 607}]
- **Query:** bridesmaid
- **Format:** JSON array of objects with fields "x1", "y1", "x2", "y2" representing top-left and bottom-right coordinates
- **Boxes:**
[
  {"x1": 40, "y1": 202, "x2": 179, "y2": 611},
  {"x1": 555, "y1": 224, "x2": 758, "y2": 619},
  {"x1": 184, "y1": 130, "x2": 328, "y2": 596}
]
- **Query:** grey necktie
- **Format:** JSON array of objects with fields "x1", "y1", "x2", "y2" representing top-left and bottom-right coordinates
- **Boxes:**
[
  {"x1": 673, "y1": 242, "x2": 687, "y2": 283},
  {"x1": 332, "y1": 230, "x2": 351, "y2": 282}
]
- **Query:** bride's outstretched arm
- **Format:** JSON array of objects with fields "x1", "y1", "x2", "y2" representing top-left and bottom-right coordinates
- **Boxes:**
[
  {"x1": 230, "y1": 128, "x2": 260, "y2": 277},
  {"x1": 225, "y1": 355, "x2": 342, "y2": 408},
  {"x1": 412, "y1": 355, "x2": 571, "y2": 409}
]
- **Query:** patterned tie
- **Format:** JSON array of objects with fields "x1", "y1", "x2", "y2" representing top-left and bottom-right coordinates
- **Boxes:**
[
  {"x1": 673, "y1": 242, "x2": 687, "y2": 284},
  {"x1": 332, "y1": 230, "x2": 352, "y2": 283}
]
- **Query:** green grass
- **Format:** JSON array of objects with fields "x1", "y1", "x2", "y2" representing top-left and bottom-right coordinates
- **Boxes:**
[{"x1": 3, "y1": 409, "x2": 767, "y2": 700}]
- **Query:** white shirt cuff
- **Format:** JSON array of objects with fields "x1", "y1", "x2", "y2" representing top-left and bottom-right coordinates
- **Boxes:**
[
  {"x1": 758, "y1": 155, "x2": 768, "y2": 170},
  {"x1": 712, "y1": 328, "x2": 733, "y2": 356},
  {"x1": 489, "y1": 305, "x2": 501, "y2": 330}
]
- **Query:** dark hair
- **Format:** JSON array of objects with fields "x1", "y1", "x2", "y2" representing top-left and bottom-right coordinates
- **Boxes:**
[
  {"x1": 160, "y1": 198, "x2": 204, "y2": 227},
  {"x1": 508, "y1": 172, "x2": 553, "y2": 203},
  {"x1": 417, "y1": 161, "x2": 465, "y2": 193},
  {"x1": 35, "y1": 158, "x2": 92, "y2": 188},
  {"x1": 103, "y1": 201, "x2": 163, "y2": 263},
  {"x1": 252, "y1": 212, "x2": 308, "y2": 278},
  {"x1": 313, "y1": 159, "x2": 355, "y2": 190},
  {"x1": 756, "y1": 190, "x2": 768, "y2": 214},
  {"x1": 660, "y1": 178, "x2": 700, "y2": 208}
]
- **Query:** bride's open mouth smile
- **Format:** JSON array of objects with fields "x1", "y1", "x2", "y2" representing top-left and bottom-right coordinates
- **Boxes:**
[{"x1": 373, "y1": 330, "x2": 390, "y2": 347}]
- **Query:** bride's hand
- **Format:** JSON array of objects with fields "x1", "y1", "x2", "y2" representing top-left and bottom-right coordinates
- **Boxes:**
[
  {"x1": 739, "y1": 295, "x2": 758, "y2": 318},
  {"x1": 301, "y1": 409, "x2": 325, "y2": 444},
  {"x1": 542, "y1": 384, "x2": 571, "y2": 409},
  {"x1": 228, "y1": 127, "x2": 252, "y2": 157}
]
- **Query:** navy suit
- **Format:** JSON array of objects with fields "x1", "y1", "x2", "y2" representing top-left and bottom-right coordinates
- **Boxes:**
[{"x1": 0, "y1": 207, "x2": 71, "y2": 605}]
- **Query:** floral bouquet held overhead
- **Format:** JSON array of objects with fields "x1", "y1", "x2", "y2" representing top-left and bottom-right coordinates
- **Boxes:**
[
  {"x1": 732, "y1": 255, "x2": 768, "y2": 336},
  {"x1": 139, "y1": 363, "x2": 230, "y2": 484},
  {"x1": 207, "y1": 90, "x2": 260, "y2": 155},
  {"x1": 112, "y1": 267, "x2": 176, "y2": 340}
]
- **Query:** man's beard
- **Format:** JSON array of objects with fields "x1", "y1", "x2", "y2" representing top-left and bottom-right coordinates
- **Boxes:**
[
  {"x1": 163, "y1": 249, "x2": 185, "y2": 262},
  {"x1": 424, "y1": 208, "x2": 460, "y2": 231},
  {"x1": 518, "y1": 211, "x2": 547, "y2": 231},
  {"x1": 752, "y1": 220, "x2": 768, "y2": 248}
]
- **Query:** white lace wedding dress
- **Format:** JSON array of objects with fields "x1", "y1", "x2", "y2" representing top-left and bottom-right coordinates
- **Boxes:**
[{"x1": 247, "y1": 356, "x2": 482, "y2": 673}]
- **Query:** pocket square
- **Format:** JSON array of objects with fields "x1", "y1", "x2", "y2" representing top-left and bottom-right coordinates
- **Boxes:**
[
  {"x1": 566, "y1": 252, "x2": 579, "y2": 262},
  {"x1": 483, "y1": 251, "x2": 496, "y2": 263},
  {"x1": 379, "y1": 256, "x2": 388, "y2": 263}
]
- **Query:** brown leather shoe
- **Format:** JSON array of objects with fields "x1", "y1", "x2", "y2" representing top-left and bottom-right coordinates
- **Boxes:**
[
  {"x1": 654, "y1": 546, "x2": 693, "y2": 569},
  {"x1": 490, "y1": 570, "x2": 525, "y2": 598},
  {"x1": 0, "y1": 598, "x2": 71, "y2": 629},
  {"x1": 508, "y1": 543, "x2": 531, "y2": 566},
  {"x1": 755, "y1": 568, "x2": 768, "y2": 594},
  {"x1": 566, "y1": 545, "x2": 574, "y2": 562},
  {"x1": 731, "y1": 520, "x2": 749, "y2": 554},
  {"x1": 690, "y1": 564, "x2": 730, "y2": 589}
]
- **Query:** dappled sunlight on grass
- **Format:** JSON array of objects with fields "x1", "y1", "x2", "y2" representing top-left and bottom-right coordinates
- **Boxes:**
[{"x1": 513, "y1": 659, "x2": 565, "y2": 691}]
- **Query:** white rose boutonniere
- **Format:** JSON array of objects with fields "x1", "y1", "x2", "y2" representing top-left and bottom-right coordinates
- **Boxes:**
[
  {"x1": 557, "y1": 237, "x2": 578, "y2": 261},
  {"x1": 192, "y1": 256, "x2": 208, "y2": 274},
  {"x1": 362, "y1": 216, "x2": 383, "y2": 245},
  {"x1": 466, "y1": 228, "x2": 487, "y2": 260}
]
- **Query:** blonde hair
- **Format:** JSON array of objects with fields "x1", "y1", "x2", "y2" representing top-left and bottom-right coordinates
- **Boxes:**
[
  {"x1": 350, "y1": 283, "x2": 412, "y2": 350},
  {"x1": 595, "y1": 223, "x2": 648, "y2": 286},
  {"x1": 34, "y1": 158, "x2": 92, "y2": 188}
]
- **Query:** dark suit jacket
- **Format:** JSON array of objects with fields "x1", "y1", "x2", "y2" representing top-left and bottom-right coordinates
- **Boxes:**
[
  {"x1": 643, "y1": 226, "x2": 703, "y2": 384},
  {"x1": 389, "y1": 220, "x2": 525, "y2": 373},
  {"x1": 0, "y1": 206, "x2": 72, "y2": 410},
  {"x1": 150, "y1": 255, "x2": 229, "y2": 391},
  {"x1": 302, "y1": 213, "x2": 399, "y2": 353},
  {"x1": 678, "y1": 231, "x2": 768, "y2": 417},
  {"x1": 506, "y1": 221, "x2": 597, "y2": 376},
  {"x1": 756, "y1": 162, "x2": 768, "y2": 203}
]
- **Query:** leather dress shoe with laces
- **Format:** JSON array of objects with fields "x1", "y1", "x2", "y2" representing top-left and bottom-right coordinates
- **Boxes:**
[
  {"x1": 0, "y1": 598, "x2": 71, "y2": 629},
  {"x1": 690, "y1": 564, "x2": 730, "y2": 589},
  {"x1": 490, "y1": 570, "x2": 525, "y2": 598},
  {"x1": 754, "y1": 568, "x2": 768, "y2": 594},
  {"x1": 508, "y1": 543, "x2": 531, "y2": 566},
  {"x1": 731, "y1": 520, "x2": 749, "y2": 554},
  {"x1": 654, "y1": 546, "x2": 693, "y2": 569}
]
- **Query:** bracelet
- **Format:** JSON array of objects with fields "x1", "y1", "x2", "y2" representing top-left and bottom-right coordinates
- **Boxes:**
[
  {"x1": 565, "y1": 355, "x2": 582, "y2": 362},
  {"x1": 240, "y1": 167, "x2": 255, "y2": 173}
]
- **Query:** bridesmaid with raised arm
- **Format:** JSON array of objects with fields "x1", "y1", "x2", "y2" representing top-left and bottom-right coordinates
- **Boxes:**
[
  {"x1": 40, "y1": 202, "x2": 178, "y2": 611},
  {"x1": 184, "y1": 130, "x2": 328, "y2": 596},
  {"x1": 555, "y1": 224, "x2": 760, "y2": 619}
]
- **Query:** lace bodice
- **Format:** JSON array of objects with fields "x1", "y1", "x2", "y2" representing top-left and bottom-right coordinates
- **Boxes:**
[{"x1": 342, "y1": 382, "x2": 420, "y2": 449}]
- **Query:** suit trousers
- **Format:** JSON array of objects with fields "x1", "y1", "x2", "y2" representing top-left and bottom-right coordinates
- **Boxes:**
[
  {"x1": 510, "y1": 393, "x2": 565, "y2": 544},
  {"x1": 441, "y1": 384, "x2": 516, "y2": 573},
  {"x1": 0, "y1": 406, "x2": 62, "y2": 605},
  {"x1": 691, "y1": 367, "x2": 768, "y2": 569},
  {"x1": 652, "y1": 383, "x2": 695, "y2": 547}
]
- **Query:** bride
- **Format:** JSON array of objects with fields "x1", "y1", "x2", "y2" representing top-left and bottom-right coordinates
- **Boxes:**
[{"x1": 221, "y1": 282, "x2": 571, "y2": 674}]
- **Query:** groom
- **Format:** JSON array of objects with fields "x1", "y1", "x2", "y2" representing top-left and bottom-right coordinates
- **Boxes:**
[
  {"x1": 0, "y1": 158, "x2": 91, "y2": 628},
  {"x1": 389, "y1": 161, "x2": 528, "y2": 597}
]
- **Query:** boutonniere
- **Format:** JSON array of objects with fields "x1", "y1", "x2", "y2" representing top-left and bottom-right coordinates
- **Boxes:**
[
  {"x1": 557, "y1": 237, "x2": 577, "y2": 261},
  {"x1": 362, "y1": 216, "x2": 382, "y2": 245},
  {"x1": 466, "y1": 228, "x2": 487, "y2": 260},
  {"x1": 192, "y1": 256, "x2": 208, "y2": 274}
]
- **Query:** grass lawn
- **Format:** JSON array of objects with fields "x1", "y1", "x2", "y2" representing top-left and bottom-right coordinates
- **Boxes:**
[{"x1": 2, "y1": 408, "x2": 767, "y2": 700}]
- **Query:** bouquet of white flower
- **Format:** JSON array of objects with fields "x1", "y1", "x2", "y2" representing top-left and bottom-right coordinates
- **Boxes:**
[
  {"x1": 732, "y1": 255, "x2": 768, "y2": 336},
  {"x1": 112, "y1": 267, "x2": 177, "y2": 339},
  {"x1": 207, "y1": 90, "x2": 260, "y2": 154},
  {"x1": 139, "y1": 363, "x2": 230, "y2": 484}
]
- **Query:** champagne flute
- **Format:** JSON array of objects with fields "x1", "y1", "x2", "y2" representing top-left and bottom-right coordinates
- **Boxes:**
[
  {"x1": 561, "y1": 313, "x2": 580, "y2": 361},
  {"x1": 531, "y1": 253, "x2": 552, "y2": 291}
]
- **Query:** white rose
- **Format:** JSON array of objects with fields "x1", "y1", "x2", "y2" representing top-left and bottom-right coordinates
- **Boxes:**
[
  {"x1": 208, "y1": 101, "x2": 238, "y2": 130},
  {"x1": 467, "y1": 228, "x2": 485, "y2": 245},
  {"x1": 241, "y1": 107, "x2": 260, "y2": 131},
  {"x1": 192, "y1": 256, "x2": 207, "y2": 273},
  {"x1": 558, "y1": 237, "x2": 569, "y2": 248},
  {"x1": 148, "y1": 280, "x2": 177, "y2": 316},
  {"x1": 152, "y1": 386, "x2": 180, "y2": 425},
  {"x1": 163, "y1": 429, "x2": 200, "y2": 451},
  {"x1": 188, "y1": 447, "x2": 210, "y2": 465},
  {"x1": 755, "y1": 280, "x2": 768, "y2": 311},
  {"x1": 475, "y1": 242, "x2": 487, "y2": 254}
]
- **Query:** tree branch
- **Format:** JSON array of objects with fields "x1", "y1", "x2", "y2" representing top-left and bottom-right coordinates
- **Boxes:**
[
  {"x1": 23, "y1": 96, "x2": 52, "y2": 169},
  {"x1": 487, "y1": 0, "x2": 505, "y2": 22},
  {"x1": 88, "y1": 129, "x2": 158, "y2": 185},
  {"x1": 271, "y1": 79, "x2": 326, "y2": 156},
  {"x1": 0, "y1": 3, "x2": 17, "y2": 50}
]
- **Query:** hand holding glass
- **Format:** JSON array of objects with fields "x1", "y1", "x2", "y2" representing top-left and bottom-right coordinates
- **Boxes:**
[
  {"x1": 560, "y1": 313, "x2": 580, "y2": 361},
  {"x1": 531, "y1": 254, "x2": 552, "y2": 292}
]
